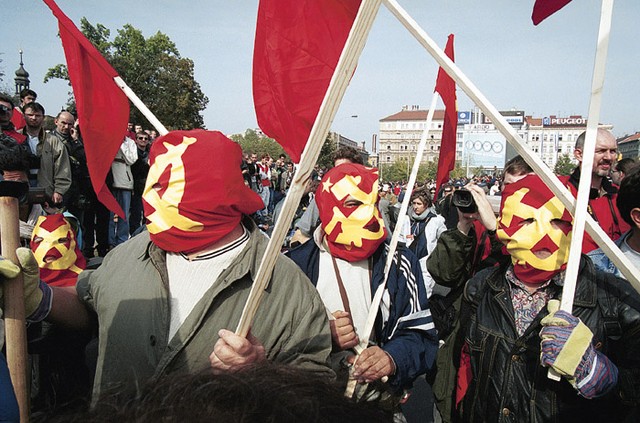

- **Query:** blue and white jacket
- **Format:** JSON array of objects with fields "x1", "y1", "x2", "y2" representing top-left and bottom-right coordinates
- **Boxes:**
[
  {"x1": 587, "y1": 230, "x2": 629, "y2": 278},
  {"x1": 287, "y1": 239, "x2": 439, "y2": 391}
]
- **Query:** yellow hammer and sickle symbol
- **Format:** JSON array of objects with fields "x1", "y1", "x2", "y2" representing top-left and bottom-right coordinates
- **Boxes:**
[
  {"x1": 144, "y1": 136, "x2": 204, "y2": 234},
  {"x1": 323, "y1": 175, "x2": 384, "y2": 247}
]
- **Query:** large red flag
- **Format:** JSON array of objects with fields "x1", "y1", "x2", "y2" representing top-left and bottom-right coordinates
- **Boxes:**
[
  {"x1": 434, "y1": 34, "x2": 457, "y2": 192},
  {"x1": 252, "y1": 0, "x2": 361, "y2": 163},
  {"x1": 532, "y1": 0, "x2": 572, "y2": 25},
  {"x1": 43, "y1": 0, "x2": 128, "y2": 218}
]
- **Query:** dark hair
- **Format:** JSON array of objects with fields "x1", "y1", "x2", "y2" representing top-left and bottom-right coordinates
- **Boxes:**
[
  {"x1": 0, "y1": 93, "x2": 15, "y2": 109},
  {"x1": 55, "y1": 363, "x2": 391, "y2": 423},
  {"x1": 617, "y1": 165, "x2": 640, "y2": 227},
  {"x1": 503, "y1": 155, "x2": 533, "y2": 177},
  {"x1": 19, "y1": 88, "x2": 37, "y2": 100},
  {"x1": 332, "y1": 146, "x2": 364, "y2": 165},
  {"x1": 0, "y1": 134, "x2": 30, "y2": 173},
  {"x1": 615, "y1": 158, "x2": 636, "y2": 175},
  {"x1": 410, "y1": 188, "x2": 432, "y2": 208},
  {"x1": 23, "y1": 101, "x2": 45, "y2": 115}
]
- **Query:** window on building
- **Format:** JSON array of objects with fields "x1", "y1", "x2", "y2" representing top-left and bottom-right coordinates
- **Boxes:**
[{"x1": 386, "y1": 156, "x2": 391, "y2": 162}]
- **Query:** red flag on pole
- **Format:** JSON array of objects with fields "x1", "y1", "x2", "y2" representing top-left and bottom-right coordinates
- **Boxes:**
[
  {"x1": 252, "y1": 0, "x2": 361, "y2": 163},
  {"x1": 434, "y1": 34, "x2": 457, "y2": 192},
  {"x1": 43, "y1": 0, "x2": 128, "y2": 218},
  {"x1": 532, "y1": 0, "x2": 572, "y2": 25}
]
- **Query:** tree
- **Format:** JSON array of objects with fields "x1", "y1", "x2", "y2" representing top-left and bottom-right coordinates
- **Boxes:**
[
  {"x1": 45, "y1": 19, "x2": 209, "y2": 130},
  {"x1": 230, "y1": 129, "x2": 286, "y2": 159},
  {"x1": 554, "y1": 153, "x2": 575, "y2": 176},
  {"x1": 316, "y1": 135, "x2": 336, "y2": 169}
]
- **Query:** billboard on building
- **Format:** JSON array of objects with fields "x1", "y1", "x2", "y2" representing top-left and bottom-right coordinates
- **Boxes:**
[
  {"x1": 461, "y1": 131, "x2": 506, "y2": 169},
  {"x1": 482, "y1": 110, "x2": 524, "y2": 125},
  {"x1": 542, "y1": 116, "x2": 587, "y2": 126},
  {"x1": 458, "y1": 111, "x2": 471, "y2": 125}
]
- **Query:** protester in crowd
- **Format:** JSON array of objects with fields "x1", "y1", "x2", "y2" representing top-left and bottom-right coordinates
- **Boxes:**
[
  {"x1": 403, "y1": 188, "x2": 446, "y2": 298},
  {"x1": 0, "y1": 93, "x2": 27, "y2": 145},
  {"x1": 458, "y1": 174, "x2": 640, "y2": 421},
  {"x1": 108, "y1": 135, "x2": 137, "y2": 248},
  {"x1": 611, "y1": 157, "x2": 636, "y2": 186},
  {"x1": 0, "y1": 130, "x2": 333, "y2": 406},
  {"x1": 426, "y1": 155, "x2": 533, "y2": 422},
  {"x1": 288, "y1": 163, "x2": 438, "y2": 418},
  {"x1": 22, "y1": 102, "x2": 72, "y2": 204},
  {"x1": 563, "y1": 128, "x2": 629, "y2": 252},
  {"x1": 0, "y1": 259, "x2": 20, "y2": 423},
  {"x1": 129, "y1": 131, "x2": 150, "y2": 235},
  {"x1": 292, "y1": 146, "x2": 364, "y2": 245},
  {"x1": 378, "y1": 184, "x2": 393, "y2": 237},
  {"x1": 588, "y1": 165, "x2": 640, "y2": 278},
  {"x1": 9, "y1": 88, "x2": 37, "y2": 131},
  {"x1": 257, "y1": 153, "x2": 272, "y2": 218}
]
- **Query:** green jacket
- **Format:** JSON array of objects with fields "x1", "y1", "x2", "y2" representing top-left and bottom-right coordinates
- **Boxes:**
[{"x1": 76, "y1": 220, "x2": 334, "y2": 402}]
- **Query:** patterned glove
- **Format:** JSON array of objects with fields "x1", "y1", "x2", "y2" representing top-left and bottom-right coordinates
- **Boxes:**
[
  {"x1": 540, "y1": 299, "x2": 618, "y2": 398},
  {"x1": 0, "y1": 249, "x2": 52, "y2": 322}
]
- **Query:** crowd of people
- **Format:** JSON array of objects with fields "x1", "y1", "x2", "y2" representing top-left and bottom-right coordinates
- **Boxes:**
[{"x1": 1, "y1": 90, "x2": 640, "y2": 422}]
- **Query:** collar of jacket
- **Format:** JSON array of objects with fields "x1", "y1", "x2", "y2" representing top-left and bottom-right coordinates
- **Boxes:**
[
  {"x1": 140, "y1": 216, "x2": 271, "y2": 292},
  {"x1": 485, "y1": 256, "x2": 598, "y2": 309},
  {"x1": 569, "y1": 167, "x2": 618, "y2": 198}
]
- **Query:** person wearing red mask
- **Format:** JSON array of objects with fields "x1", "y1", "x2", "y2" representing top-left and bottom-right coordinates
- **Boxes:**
[
  {"x1": 457, "y1": 174, "x2": 640, "y2": 422},
  {"x1": 0, "y1": 130, "x2": 333, "y2": 404},
  {"x1": 287, "y1": 163, "x2": 438, "y2": 416}
]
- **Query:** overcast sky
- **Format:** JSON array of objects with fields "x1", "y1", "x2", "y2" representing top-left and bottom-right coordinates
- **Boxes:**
[{"x1": 2, "y1": 0, "x2": 638, "y2": 150}]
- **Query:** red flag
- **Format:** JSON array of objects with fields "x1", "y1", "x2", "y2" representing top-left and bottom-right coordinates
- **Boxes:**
[
  {"x1": 252, "y1": 0, "x2": 361, "y2": 163},
  {"x1": 43, "y1": 0, "x2": 128, "y2": 218},
  {"x1": 532, "y1": 0, "x2": 572, "y2": 25},
  {"x1": 434, "y1": 34, "x2": 457, "y2": 192}
]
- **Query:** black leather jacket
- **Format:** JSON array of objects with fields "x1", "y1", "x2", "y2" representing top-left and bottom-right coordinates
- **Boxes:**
[{"x1": 461, "y1": 258, "x2": 640, "y2": 422}]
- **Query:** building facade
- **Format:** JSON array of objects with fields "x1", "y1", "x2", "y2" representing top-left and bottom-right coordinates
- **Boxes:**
[{"x1": 618, "y1": 133, "x2": 640, "y2": 160}]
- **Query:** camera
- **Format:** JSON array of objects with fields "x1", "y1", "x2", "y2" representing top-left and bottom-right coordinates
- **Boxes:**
[{"x1": 452, "y1": 188, "x2": 477, "y2": 214}]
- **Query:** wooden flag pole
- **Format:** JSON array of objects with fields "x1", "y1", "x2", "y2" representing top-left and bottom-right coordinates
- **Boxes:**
[
  {"x1": 547, "y1": 0, "x2": 614, "y2": 381},
  {"x1": 0, "y1": 191, "x2": 30, "y2": 423},
  {"x1": 345, "y1": 92, "x2": 439, "y2": 397},
  {"x1": 113, "y1": 76, "x2": 169, "y2": 136},
  {"x1": 235, "y1": 0, "x2": 383, "y2": 337},
  {"x1": 383, "y1": 0, "x2": 639, "y2": 291}
]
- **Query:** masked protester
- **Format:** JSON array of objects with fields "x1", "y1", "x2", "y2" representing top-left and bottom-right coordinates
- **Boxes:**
[
  {"x1": 30, "y1": 213, "x2": 86, "y2": 287},
  {"x1": 457, "y1": 174, "x2": 640, "y2": 422},
  {"x1": 287, "y1": 163, "x2": 438, "y2": 417},
  {"x1": 0, "y1": 130, "x2": 333, "y2": 405}
]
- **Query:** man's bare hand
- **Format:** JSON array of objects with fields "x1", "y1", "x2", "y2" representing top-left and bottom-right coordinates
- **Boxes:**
[
  {"x1": 330, "y1": 310, "x2": 359, "y2": 350},
  {"x1": 350, "y1": 346, "x2": 395, "y2": 383},
  {"x1": 209, "y1": 329, "x2": 266, "y2": 374}
]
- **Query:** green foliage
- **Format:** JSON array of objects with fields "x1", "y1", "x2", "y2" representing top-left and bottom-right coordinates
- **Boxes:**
[
  {"x1": 554, "y1": 153, "x2": 575, "y2": 176},
  {"x1": 450, "y1": 161, "x2": 466, "y2": 179},
  {"x1": 230, "y1": 129, "x2": 286, "y2": 159},
  {"x1": 379, "y1": 158, "x2": 437, "y2": 183},
  {"x1": 316, "y1": 136, "x2": 336, "y2": 169},
  {"x1": 44, "y1": 19, "x2": 209, "y2": 130}
]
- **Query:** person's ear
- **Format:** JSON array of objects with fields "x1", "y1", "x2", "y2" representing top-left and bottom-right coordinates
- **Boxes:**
[
  {"x1": 630, "y1": 207, "x2": 640, "y2": 229},
  {"x1": 574, "y1": 148, "x2": 583, "y2": 162}
]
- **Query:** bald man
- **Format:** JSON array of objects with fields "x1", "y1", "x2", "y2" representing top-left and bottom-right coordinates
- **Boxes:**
[{"x1": 563, "y1": 128, "x2": 630, "y2": 252}]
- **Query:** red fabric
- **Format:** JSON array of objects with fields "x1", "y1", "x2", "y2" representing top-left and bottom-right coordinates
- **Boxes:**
[
  {"x1": 252, "y1": 0, "x2": 361, "y2": 163},
  {"x1": 143, "y1": 130, "x2": 264, "y2": 254},
  {"x1": 43, "y1": 0, "x2": 129, "y2": 218},
  {"x1": 316, "y1": 163, "x2": 387, "y2": 262},
  {"x1": 434, "y1": 35, "x2": 457, "y2": 192},
  {"x1": 456, "y1": 342, "x2": 471, "y2": 407},
  {"x1": 10, "y1": 109, "x2": 26, "y2": 131},
  {"x1": 30, "y1": 214, "x2": 86, "y2": 288},
  {"x1": 532, "y1": 0, "x2": 572, "y2": 25},
  {"x1": 1, "y1": 129, "x2": 26, "y2": 144},
  {"x1": 559, "y1": 175, "x2": 629, "y2": 253}
]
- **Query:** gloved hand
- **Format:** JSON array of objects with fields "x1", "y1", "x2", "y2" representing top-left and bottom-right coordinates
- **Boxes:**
[
  {"x1": 0, "y1": 248, "x2": 51, "y2": 321},
  {"x1": 540, "y1": 299, "x2": 618, "y2": 398}
]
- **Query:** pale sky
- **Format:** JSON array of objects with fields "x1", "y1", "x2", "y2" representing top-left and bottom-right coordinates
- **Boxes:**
[{"x1": 2, "y1": 1, "x2": 638, "y2": 150}]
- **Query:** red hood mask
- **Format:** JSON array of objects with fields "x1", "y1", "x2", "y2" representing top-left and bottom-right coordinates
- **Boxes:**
[
  {"x1": 316, "y1": 163, "x2": 387, "y2": 262},
  {"x1": 30, "y1": 214, "x2": 86, "y2": 287},
  {"x1": 497, "y1": 175, "x2": 573, "y2": 285},
  {"x1": 142, "y1": 130, "x2": 264, "y2": 254}
]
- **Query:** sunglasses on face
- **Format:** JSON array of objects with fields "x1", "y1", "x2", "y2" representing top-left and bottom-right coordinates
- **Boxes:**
[
  {"x1": 0, "y1": 104, "x2": 12, "y2": 114},
  {"x1": 137, "y1": 136, "x2": 149, "y2": 141}
]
